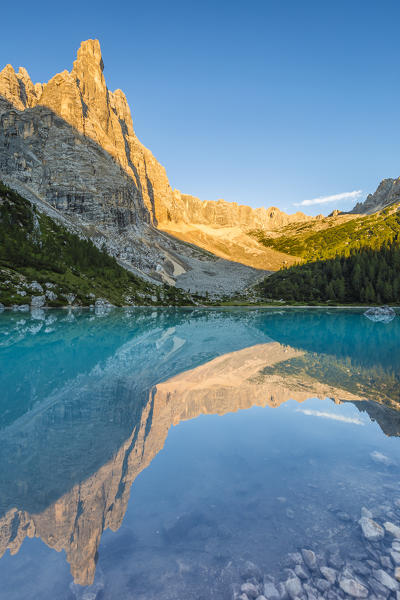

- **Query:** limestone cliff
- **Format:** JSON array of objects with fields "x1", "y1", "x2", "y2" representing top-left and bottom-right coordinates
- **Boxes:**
[
  {"x1": 0, "y1": 39, "x2": 314, "y2": 275},
  {"x1": 0, "y1": 40, "x2": 172, "y2": 225},
  {"x1": 169, "y1": 191, "x2": 309, "y2": 229}
]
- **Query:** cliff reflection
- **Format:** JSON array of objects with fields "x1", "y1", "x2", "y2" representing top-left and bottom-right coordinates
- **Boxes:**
[{"x1": 0, "y1": 310, "x2": 399, "y2": 586}]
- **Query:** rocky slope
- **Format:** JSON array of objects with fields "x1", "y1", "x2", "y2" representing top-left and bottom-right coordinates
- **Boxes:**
[
  {"x1": 0, "y1": 39, "x2": 313, "y2": 283},
  {"x1": 0, "y1": 181, "x2": 194, "y2": 307},
  {"x1": 351, "y1": 177, "x2": 400, "y2": 214},
  {"x1": 4, "y1": 38, "x2": 395, "y2": 283}
]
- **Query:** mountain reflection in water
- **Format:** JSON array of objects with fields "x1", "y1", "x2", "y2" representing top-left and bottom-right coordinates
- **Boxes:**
[{"x1": 0, "y1": 308, "x2": 399, "y2": 594}]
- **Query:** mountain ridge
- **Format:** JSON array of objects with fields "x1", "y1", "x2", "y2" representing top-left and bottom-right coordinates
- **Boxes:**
[
  {"x1": 1, "y1": 39, "x2": 399, "y2": 289},
  {"x1": 0, "y1": 39, "x2": 317, "y2": 279}
]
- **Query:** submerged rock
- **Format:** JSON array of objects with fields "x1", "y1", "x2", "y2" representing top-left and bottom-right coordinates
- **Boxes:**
[
  {"x1": 294, "y1": 564, "x2": 309, "y2": 580},
  {"x1": 303, "y1": 582, "x2": 318, "y2": 600},
  {"x1": 314, "y1": 577, "x2": 331, "y2": 592},
  {"x1": 240, "y1": 582, "x2": 259, "y2": 598},
  {"x1": 364, "y1": 306, "x2": 396, "y2": 323},
  {"x1": 240, "y1": 561, "x2": 263, "y2": 582},
  {"x1": 384, "y1": 522, "x2": 400, "y2": 538},
  {"x1": 361, "y1": 507, "x2": 373, "y2": 519},
  {"x1": 301, "y1": 549, "x2": 318, "y2": 571},
  {"x1": 320, "y1": 566, "x2": 337, "y2": 584},
  {"x1": 262, "y1": 582, "x2": 280, "y2": 600},
  {"x1": 359, "y1": 516, "x2": 385, "y2": 541},
  {"x1": 373, "y1": 569, "x2": 399, "y2": 592},
  {"x1": 285, "y1": 576, "x2": 302, "y2": 599},
  {"x1": 339, "y1": 577, "x2": 369, "y2": 598}
]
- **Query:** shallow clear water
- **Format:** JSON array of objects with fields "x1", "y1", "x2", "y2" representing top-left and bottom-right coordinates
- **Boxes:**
[{"x1": 1, "y1": 307, "x2": 400, "y2": 600}]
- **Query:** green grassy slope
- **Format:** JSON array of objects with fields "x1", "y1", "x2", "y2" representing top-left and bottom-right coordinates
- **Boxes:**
[
  {"x1": 251, "y1": 207, "x2": 400, "y2": 262},
  {"x1": 0, "y1": 181, "x2": 192, "y2": 307}
]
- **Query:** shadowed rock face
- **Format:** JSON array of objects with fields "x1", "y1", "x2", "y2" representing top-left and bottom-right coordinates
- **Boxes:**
[
  {"x1": 1, "y1": 322, "x2": 398, "y2": 586},
  {"x1": 0, "y1": 39, "x2": 316, "y2": 276},
  {"x1": 0, "y1": 40, "x2": 172, "y2": 226},
  {"x1": 0, "y1": 39, "x2": 314, "y2": 233}
]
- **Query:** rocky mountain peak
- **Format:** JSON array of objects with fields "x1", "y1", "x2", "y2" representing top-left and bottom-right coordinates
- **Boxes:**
[
  {"x1": 75, "y1": 39, "x2": 104, "y2": 71},
  {"x1": 351, "y1": 177, "x2": 400, "y2": 214},
  {"x1": 0, "y1": 63, "x2": 40, "y2": 110},
  {"x1": 0, "y1": 39, "x2": 320, "y2": 278}
]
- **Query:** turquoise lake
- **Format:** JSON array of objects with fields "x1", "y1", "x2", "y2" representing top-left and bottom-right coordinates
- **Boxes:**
[{"x1": 1, "y1": 307, "x2": 400, "y2": 600}]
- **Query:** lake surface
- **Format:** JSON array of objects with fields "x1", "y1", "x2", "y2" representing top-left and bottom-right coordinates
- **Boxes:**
[{"x1": 1, "y1": 307, "x2": 400, "y2": 600}]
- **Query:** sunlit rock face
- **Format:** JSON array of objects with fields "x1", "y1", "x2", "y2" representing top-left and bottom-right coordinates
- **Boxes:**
[
  {"x1": 0, "y1": 39, "x2": 316, "y2": 276},
  {"x1": 0, "y1": 40, "x2": 312, "y2": 231},
  {"x1": 0, "y1": 40, "x2": 171, "y2": 226}
]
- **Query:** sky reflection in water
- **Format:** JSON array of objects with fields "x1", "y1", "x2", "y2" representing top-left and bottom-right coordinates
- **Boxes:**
[{"x1": 0, "y1": 308, "x2": 399, "y2": 600}]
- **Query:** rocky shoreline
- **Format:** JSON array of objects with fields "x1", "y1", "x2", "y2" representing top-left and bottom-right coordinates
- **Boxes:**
[{"x1": 233, "y1": 501, "x2": 400, "y2": 600}]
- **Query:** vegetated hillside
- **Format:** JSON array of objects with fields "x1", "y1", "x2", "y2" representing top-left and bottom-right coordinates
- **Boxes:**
[
  {"x1": 0, "y1": 182, "x2": 192, "y2": 307},
  {"x1": 256, "y1": 240, "x2": 400, "y2": 304},
  {"x1": 251, "y1": 206, "x2": 400, "y2": 262}
]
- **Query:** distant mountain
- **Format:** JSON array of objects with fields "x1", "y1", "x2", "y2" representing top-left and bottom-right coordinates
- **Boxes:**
[
  {"x1": 351, "y1": 177, "x2": 400, "y2": 214},
  {"x1": 252, "y1": 195, "x2": 400, "y2": 263}
]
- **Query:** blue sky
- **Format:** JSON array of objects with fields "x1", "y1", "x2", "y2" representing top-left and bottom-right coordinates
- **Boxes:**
[{"x1": 1, "y1": 0, "x2": 399, "y2": 215}]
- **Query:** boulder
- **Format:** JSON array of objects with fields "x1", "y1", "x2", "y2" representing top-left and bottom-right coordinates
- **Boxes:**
[
  {"x1": 240, "y1": 582, "x2": 260, "y2": 598},
  {"x1": 0, "y1": 303, "x2": 4, "y2": 312},
  {"x1": 12, "y1": 304, "x2": 29, "y2": 312},
  {"x1": 94, "y1": 298, "x2": 115, "y2": 315},
  {"x1": 66, "y1": 293, "x2": 76, "y2": 305},
  {"x1": 240, "y1": 561, "x2": 262, "y2": 582},
  {"x1": 339, "y1": 577, "x2": 369, "y2": 598},
  {"x1": 294, "y1": 564, "x2": 309, "y2": 580},
  {"x1": 263, "y1": 583, "x2": 280, "y2": 600},
  {"x1": 301, "y1": 549, "x2": 318, "y2": 571},
  {"x1": 29, "y1": 281, "x2": 44, "y2": 292},
  {"x1": 364, "y1": 306, "x2": 396, "y2": 323},
  {"x1": 31, "y1": 295, "x2": 46, "y2": 308},
  {"x1": 320, "y1": 566, "x2": 337, "y2": 584},
  {"x1": 373, "y1": 569, "x2": 399, "y2": 592},
  {"x1": 46, "y1": 290, "x2": 57, "y2": 301},
  {"x1": 359, "y1": 516, "x2": 385, "y2": 541},
  {"x1": 285, "y1": 576, "x2": 302, "y2": 600},
  {"x1": 384, "y1": 522, "x2": 400, "y2": 538}
]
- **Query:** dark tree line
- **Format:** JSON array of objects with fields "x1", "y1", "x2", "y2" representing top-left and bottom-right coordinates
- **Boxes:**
[{"x1": 258, "y1": 239, "x2": 400, "y2": 304}]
